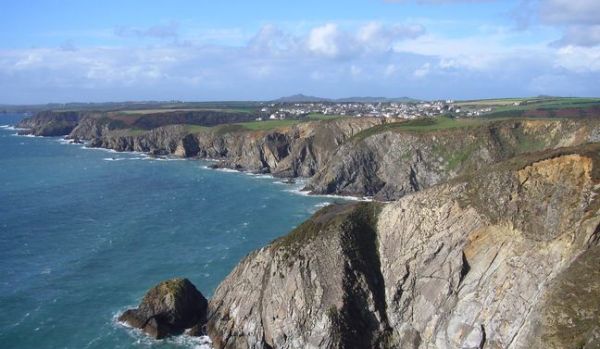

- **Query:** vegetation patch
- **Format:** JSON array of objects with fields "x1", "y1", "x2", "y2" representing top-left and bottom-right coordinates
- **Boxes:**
[
  {"x1": 445, "y1": 141, "x2": 480, "y2": 171},
  {"x1": 212, "y1": 124, "x2": 248, "y2": 136},
  {"x1": 272, "y1": 202, "x2": 382, "y2": 254},
  {"x1": 351, "y1": 116, "x2": 489, "y2": 141},
  {"x1": 124, "y1": 128, "x2": 148, "y2": 136},
  {"x1": 537, "y1": 245, "x2": 600, "y2": 349},
  {"x1": 307, "y1": 113, "x2": 347, "y2": 121},
  {"x1": 234, "y1": 119, "x2": 304, "y2": 131},
  {"x1": 182, "y1": 124, "x2": 209, "y2": 133}
]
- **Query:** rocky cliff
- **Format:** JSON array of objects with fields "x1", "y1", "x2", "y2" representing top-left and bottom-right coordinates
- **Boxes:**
[
  {"x1": 18, "y1": 111, "x2": 600, "y2": 201},
  {"x1": 17, "y1": 110, "x2": 93, "y2": 136},
  {"x1": 63, "y1": 114, "x2": 382, "y2": 177},
  {"x1": 306, "y1": 119, "x2": 600, "y2": 200},
  {"x1": 206, "y1": 143, "x2": 600, "y2": 349}
]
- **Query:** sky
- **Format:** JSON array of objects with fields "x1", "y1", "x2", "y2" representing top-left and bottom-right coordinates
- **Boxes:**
[{"x1": 0, "y1": 0, "x2": 599, "y2": 103}]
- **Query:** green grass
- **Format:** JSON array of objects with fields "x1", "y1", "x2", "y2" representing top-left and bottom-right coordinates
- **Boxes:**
[
  {"x1": 466, "y1": 97, "x2": 600, "y2": 116},
  {"x1": 182, "y1": 124, "x2": 209, "y2": 133},
  {"x1": 455, "y1": 98, "x2": 528, "y2": 106},
  {"x1": 446, "y1": 142, "x2": 480, "y2": 170},
  {"x1": 120, "y1": 108, "x2": 254, "y2": 115},
  {"x1": 351, "y1": 116, "x2": 488, "y2": 141},
  {"x1": 124, "y1": 128, "x2": 148, "y2": 136},
  {"x1": 234, "y1": 119, "x2": 304, "y2": 131},
  {"x1": 307, "y1": 113, "x2": 347, "y2": 121}
]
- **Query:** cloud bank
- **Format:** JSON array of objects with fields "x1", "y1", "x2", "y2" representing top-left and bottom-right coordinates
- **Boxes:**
[{"x1": 0, "y1": 8, "x2": 598, "y2": 103}]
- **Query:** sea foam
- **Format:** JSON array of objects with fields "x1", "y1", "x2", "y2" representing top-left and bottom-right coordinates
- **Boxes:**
[{"x1": 113, "y1": 309, "x2": 213, "y2": 348}]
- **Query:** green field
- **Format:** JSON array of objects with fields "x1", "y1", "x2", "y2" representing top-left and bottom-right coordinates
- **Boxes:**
[
  {"x1": 179, "y1": 119, "x2": 305, "y2": 135},
  {"x1": 456, "y1": 97, "x2": 600, "y2": 118},
  {"x1": 120, "y1": 108, "x2": 253, "y2": 115},
  {"x1": 235, "y1": 119, "x2": 304, "y2": 130},
  {"x1": 307, "y1": 113, "x2": 347, "y2": 121},
  {"x1": 124, "y1": 128, "x2": 148, "y2": 136},
  {"x1": 183, "y1": 124, "x2": 209, "y2": 133},
  {"x1": 352, "y1": 116, "x2": 489, "y2": 141}
]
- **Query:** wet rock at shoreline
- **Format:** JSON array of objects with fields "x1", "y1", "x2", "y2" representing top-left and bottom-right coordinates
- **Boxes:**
[{"x1": 118, "y1": 278, "x2": 208, "y2": 339}]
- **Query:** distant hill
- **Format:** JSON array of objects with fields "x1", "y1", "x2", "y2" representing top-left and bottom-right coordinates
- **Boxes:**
[
  {"x1": 336, "y1": 96, "x2": 419, "y2": 103},
  {"x1": 274, "y1": 94, "x2": 419, "y2": 103},
  {"x1": 274, "y1": 94, "x2": 330, "y2": 103}
]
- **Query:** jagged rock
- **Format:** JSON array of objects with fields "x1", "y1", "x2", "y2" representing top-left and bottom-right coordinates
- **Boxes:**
[
  {"x1": 17, "y1": 110, "x2": 88, "y2": 136},
  {"x1": 206, "y1": 144, "x2": 600, "y2": 349},
  {"x1": 119, "y1": 278, "x2": 208, "y2": 339},
  {"x1": 307, "y1": 119, "x2": 600, "y2": 200}
]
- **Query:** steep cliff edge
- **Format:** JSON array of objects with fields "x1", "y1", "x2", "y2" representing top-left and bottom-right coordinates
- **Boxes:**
[
  {"x1": 17, "y1": 110, "x2": 93, "y2": 136},
  {"x1": 206, "y1": 143, "x2": 600, "y2": 349},
  {"x1": 17, "y1": 111, "x2": 600, "y2": 200},
  {"x1": 306, "y1": 118, "x2": 600, "y2": 200}
]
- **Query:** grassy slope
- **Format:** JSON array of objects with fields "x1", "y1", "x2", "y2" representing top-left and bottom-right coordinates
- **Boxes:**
[
  {"x1": 307, "y1": 113, "x2": 347, "y2": 121},
  {"x1": 120, "y1": 108, "x2": 254, "y2": 115},
  {"x1": 456, "y1": 97, "x2": 600, "y2": 119},
  {"x1": 351, "y1": 116, "x2": 489, "y2": 141},
  {"x1": 234, "y1": 119, "x2": 304, "y2": 130}
]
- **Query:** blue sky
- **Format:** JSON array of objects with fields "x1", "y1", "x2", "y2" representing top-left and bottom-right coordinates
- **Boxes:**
[{"x1": 0, "y1": 0, "x2": 599, "y2": 103}]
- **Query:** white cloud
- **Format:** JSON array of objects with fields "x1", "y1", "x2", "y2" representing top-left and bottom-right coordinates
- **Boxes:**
[
  {"x1": 305, "y1": 22, "x2": 425, "y2": 59},
  {"x1": 526, "y1": 0, "x2": 600, "y2": 47},
  {"x1": 555, "y1": 45, "x2": 600, "y2": 72},
  {"x1": 384, "y1": 64, "x2": 399, "y2": 77},
  {"x1": 357, "y1": 22, "x2": 425, "y2": 50},
  {"x1": 0, "y1": 20, "x2": 599, "y2": 103},
  {"x1": 553, "y1": 25, "x2": 600, "y2": 47},
  {"x1": 307, "y1": 23, "x2": 344, "y2": 58},
  {"x1": 413, "y1": 63, "x2": 431, "y2": 77},
  {"x1": 114, "y1": 21, "x2": 179, "y2": 40},
  {"x1": 539, "y1": 0, "x2": 600, "y2": 25}
]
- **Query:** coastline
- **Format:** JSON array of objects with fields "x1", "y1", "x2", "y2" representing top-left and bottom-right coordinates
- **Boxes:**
[
  {"x1": 1, "y1": 120, "x2": 335, "y2": 349},
  {"x1": 13, "y1": 125, "x2": 375, "y2": 202}
]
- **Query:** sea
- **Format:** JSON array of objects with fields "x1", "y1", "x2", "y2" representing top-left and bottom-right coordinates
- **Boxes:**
[{"x1": 0, "y1": 113, "x2": 339, "y2": 349}]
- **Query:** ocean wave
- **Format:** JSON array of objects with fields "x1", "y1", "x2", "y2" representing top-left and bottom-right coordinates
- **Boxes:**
[
  {"x1": 56, "y1": 138, "x2": 81, "y2": 145},
  {"x1": 284, "y1": 186, "x2": 371, "y2": 202},
  {"x1": 102, "y1": 154, "x2": 149, "y2": 161},
  {"x1": 1, "y1": 125, "x2": 27, "y2": 131},
  {"x1": 244, "y1": 172, "x2": 272, "y2": 179},
  {"x1": 314, "y1": 202, "x2": 332, "y2": 209},
  {"x1": 144, "y1": 157, "x2": 185, "y2": 161},
  {"x1": 82, "y1": 146, "x2": 119, "y2": 153},
  {"x1": 213, "y1": 167, "x2": 240, "y2": 173}
]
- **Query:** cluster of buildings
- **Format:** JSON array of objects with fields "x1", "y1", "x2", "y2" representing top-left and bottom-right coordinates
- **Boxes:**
[{"x1": 259, "y1": 100, "x2": 495, "y2": 120}]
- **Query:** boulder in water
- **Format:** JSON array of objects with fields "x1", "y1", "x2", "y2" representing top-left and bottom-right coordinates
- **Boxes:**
[{"x1": 118, "y1": 278, "x2": 208, "y2": 339}]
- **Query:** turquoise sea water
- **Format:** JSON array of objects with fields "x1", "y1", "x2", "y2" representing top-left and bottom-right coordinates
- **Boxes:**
[{"x1": 0, "y1": 114, "x2": 337, "y2": 349}]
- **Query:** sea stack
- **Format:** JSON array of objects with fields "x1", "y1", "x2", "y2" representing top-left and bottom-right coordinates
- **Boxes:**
[{"x1": 118, "y1": 278, "x2": 208, "y2": 339}]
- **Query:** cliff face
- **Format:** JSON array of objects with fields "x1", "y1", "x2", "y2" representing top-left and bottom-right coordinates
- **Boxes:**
[
  {"x1": 72, "y1": 116, "x2": 383, "y2": 177},
  {"x1": 18, "y1": 110, "x2": 600, "y2": 201},
  {"x1": 198, "y1": 118, "x2": 384, "y2": 177},
  {"x1": 206, "y1": 144, "x2": 600, "y2": 349},
  {"x1": 84, "y1": 125, "x2": 190, "y2": 156},
  {"x1": 17, "y1": 110, "x2": 92, "y2": 136},
  {"x1": 306, "y1": 119, "x2": 600, "y2": 200}
]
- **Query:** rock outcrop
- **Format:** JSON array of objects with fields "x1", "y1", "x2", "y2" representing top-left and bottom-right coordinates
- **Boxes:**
[
  {"x1": 306, "y1": 119, "x2": 600, "y2": 200},
  {"x1": 17, "y1": 110, "x2": 91, "y2": 136},
  {"x1": 118, "y1": 278, "x2": 208, "y2": 339},
  {"x1": 206, "y1": 143, "x2": 600, "y2": 349},
  {"x1": 200, "y1": 118, "x2": 383, "y2": 177}
]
